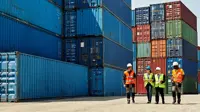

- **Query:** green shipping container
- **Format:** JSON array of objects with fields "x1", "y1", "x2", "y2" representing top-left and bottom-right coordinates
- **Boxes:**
[
  {"x1": 166, "y1": 20, "x2": 197, "y2": 46},
  {"x1": 137, "y1": 43, "x2": 151, "y2": 58}
]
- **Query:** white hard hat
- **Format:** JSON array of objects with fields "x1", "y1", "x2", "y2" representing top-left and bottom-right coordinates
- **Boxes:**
[
  {"x1": 127, "y1": 63, "x2": 132, "y2": 68},
  {"x1": 173, "y1": 62, "x2": 179, "y2": 66},
  {"x1": 156, "y1": 67, "x2": 161, "y2": 71}
]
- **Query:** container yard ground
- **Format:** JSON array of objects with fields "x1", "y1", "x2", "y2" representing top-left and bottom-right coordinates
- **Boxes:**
[{"x1": 1, "y1": 95, "x2": 200, "y2": 112}]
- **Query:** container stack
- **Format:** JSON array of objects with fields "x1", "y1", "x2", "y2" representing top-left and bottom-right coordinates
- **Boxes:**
[
  {"x1": 64, "y1": 0, "x2": 133, "y2": 96},
  {"x1": 198, "y1": 47, "x2": 200, "y2": 93}
]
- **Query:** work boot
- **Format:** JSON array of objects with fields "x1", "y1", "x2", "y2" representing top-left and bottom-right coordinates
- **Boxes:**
[
  {"x1": 178, "y1": 99, "x2": 181, "y2": 104},
  {"x1": 127, "y1": 99, "x2": 130, "y2": 104},
  {"x1": 162, "y1": 101, "x2": 165, "y2": 104},
  {"x1": 132, "y1": 99, "x2": 135, "y2": 103},
  {"x1": 147, "y1": 101, "x2": 151, "y2": 104}
]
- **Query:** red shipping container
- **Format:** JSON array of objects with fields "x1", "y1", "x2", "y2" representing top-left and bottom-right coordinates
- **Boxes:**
[
  {"x1": 132, "y1": 27, "x2": 137, "y2": 42},
  {"x1": 136, "y1": 75, "x2": 147, "y2": 94},
  {"x1": 165, "y1": 1, "x2": 197, "y2": 31},
  {"x1": 137, "y1": 58, "x2": 151, "y2": 75},
  {"x1": 198, "y1": 72, "x2": 200, "y2": 83},
  {"x1": 151, "y1": 58, "x2": 167, "y2": 75},
  {"x1": 151, "y1": 40, "x2": 166, "y2": 58},
  {"x1": 136, "y1": 25, "x2": 151, "y2": 43}
]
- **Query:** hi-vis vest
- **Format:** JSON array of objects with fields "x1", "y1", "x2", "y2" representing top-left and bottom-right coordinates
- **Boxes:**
[
  {"x1": 155, "y1": 74, "x2": 165, "y2": 88},
  {"x1": 124, "y1": 70, "x2": 135, "y2": 85},
  {"x1": 144, "y1": 73, "x2": 154, "y2": 87},
  {"x1": 172, "y1": 69, "x2": 184, "y2": 83}
]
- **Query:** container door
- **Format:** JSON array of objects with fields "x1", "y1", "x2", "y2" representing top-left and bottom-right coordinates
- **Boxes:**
[
  {"x1": 65, "y1": 11, "x2": 77, "y2": 37},
  {"x1": 78, "y1": 38, "x2": 90, "y2": 66},
  {"x1": 89, "y1": 68, "x2": 104, "y2": 96},
  {"x1": 65, "y1": 39, "x2": 78, "y2": 63},
  {"x1": 136, "y1": 75, "x2": 146, "y2": 94},
  {"x1": 0, "y1": 72, "x2": 8, "y2": 102}
]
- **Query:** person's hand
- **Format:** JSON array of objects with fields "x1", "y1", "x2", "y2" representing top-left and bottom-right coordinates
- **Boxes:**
[{"x1": 124, "y1": 84, "x2": 126, "y2": 88}]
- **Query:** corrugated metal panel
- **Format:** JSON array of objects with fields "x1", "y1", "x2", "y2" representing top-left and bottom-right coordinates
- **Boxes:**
[
  {"x1": 124, "y1": 0, "x2": 132, "y2": 8},
  {"x1": 133, "y1": 60, "x2": 137, "y2": 73},
  {"x1": 0, "y1": 14, "x2": 62, "y2": 60},
  {"x1": 132, "y1": 10, "x2": 136, "y2": 27},
  {"x1": 151, "y1": 21, "x2": 165, "y2": 39},
  {"x1": 166, "y1": 20, "x2": 197, "y2": 46},
  {"x1": 77, "y1": 8, "x2": 132, "y2": 50},
  {"x1": 152, "y1": 40, "x2": 166, "y2": 58},
  {"x1": 89, "y1": 67, "x2": 125, "y2": 96},
  {"x1": 165, "y1": 1, "x2": 197, "y2": 31},
  {"x1": 198, "y1": 84, "x2": 200, "y2": 93},
  {"x1": 49, "y1": 0, "x2": 63, "y2": 7},
  {"x1": 136, "y1": 25, "x2": 151, "y2": 43},
  {"x1": 198, "y1": 72, "x2": 200, "y2": 83},
  {"x1": 137, "y1": 58, "x2": 151, "y2": 75},
  {"x1": 151, "y1": 58, "x2": 166, "y2": 75},
  {"x1": 132, "y1": 27, "x2": 137, "y2": 42},
  {"x1": 0, "y1": 52, "x2": 88, "y2": 102},
  {"x1": 135, "y1": 7, "x2": 150, "y2": 25},
  {"x1": 150, "y1": 3, "x2": 165, "y2": 22},
  {"x1": 136, "y1": 75, "x2": 146, "y2": 94},
  {"x1": 133, "y1": 43, "x2": 137, "y2": 60},
  {"x1": 64, "y1": 0, "x2": 76, "y2": 9},
  {"x1": 65, "y1": 39, "x2": 78, "y2": 63},
  {"x1": 137, "y1": 43, "x2": 151, "y2": 58},
  {"x1": 182, "y1": 76, "x2": 198, "y2": 94},
  {"x1": 65, "y1": 10, "x2": 77, "y2": 37},
  {"x1": 0, "y1": 0, "x2": 62, "y2": 35},
  {"x1": 198, "y1": 50, "x2": 200, "y2": 61},
  {"x1": 167, "y1": 38, "x2": 197, "y2": 61},
  {"x1": 198, "y1": 62, "x2": 200, "y2": 71},
  {"x1": 167, "y1": 58, "x2": 198, "y2": 77}
]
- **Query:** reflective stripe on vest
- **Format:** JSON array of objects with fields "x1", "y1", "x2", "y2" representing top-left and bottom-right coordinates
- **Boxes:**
[
  {"x1": 144, "y1": 73, "x2": 154, "y2": 87},
  {"x1": 155, "y1": 74, "x2": 165, "y2": 88},
  {"x1": 172, "y1": 69, "x2": 183, "y2": 83},
  {"x1": 124, "y1": 70, "x2": 135, "y2": 85}
]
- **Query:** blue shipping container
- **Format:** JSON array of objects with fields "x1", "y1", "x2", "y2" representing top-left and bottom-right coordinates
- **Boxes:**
[
  {"x1": 50, "y1": 0, "x2": 63, "y2": 7},
  {"x1": 0, "y1": 14, "x2": 62, "y2": 60},
  {"x1": 0, "y1": 0, "x2": 62, "y2": 34},
  {"x1": 132, "y1": 10, "x2": 136, "y2": 27},
  {"x1": 124, "y1": 0, "x2": 132, "y2": 9},
  {"x1": 77, "y1": 8, "x2": 132, "y2": 50},
  {"x1": 167, "y1": 58, "x2": 198, "y2": 77},
  {"x1": 133, "y1": 43, "x2": 137, "y2": 60},
  {"x1": 136, "y1": 7, "x2": 150, "y2": 25},
  {"x1": 89, "y1": 67, "x2": 125, "y2": 96},
  {"x1": 77, "y1": 37, "x2": 133, "y2": 69},
  {"x1": 150, "y1": 3, "x2": 165, "y2": 22},
  {"x1": 64, "y1": 0, "x2": 76, "y2": 9},
  {"x1": 198, "y1": 61, "x2": 200, "y2": 71},
  {"x1": 167, "y1": 38, "x2": 197, "y2": 61},
  {"x1": 65, "y1": 39, "x2": 78, "y2": 63},
  {"x1": 65, "y1": 10, "x2": 77, "y2": 37},
  {"x1": 133, "y1": 60, "x2": 137, "y2": 73},
  {"x1": 198, "y1": 50, "x2": 200, "y2": 61},
  {"x1": 0, "y1": 52, "x2": 88, "y2": 102},
  {"x1": 198, "y1": 84, "x2": 200, "y2": 93}
]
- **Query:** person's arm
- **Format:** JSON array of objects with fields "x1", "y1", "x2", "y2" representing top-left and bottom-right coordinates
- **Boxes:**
[
  {"x1": 123, "y1": 74, "x2": 126, "y2": 85},
  {"x1": 161, "y1": 74, "x2": 165, "y2": 84}
]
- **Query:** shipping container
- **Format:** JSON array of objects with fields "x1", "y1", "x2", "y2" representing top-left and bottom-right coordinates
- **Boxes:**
[
  {"x1": 167, "y1": 58, "x2": 198, "y2": 77},
  {"x1": 132, "y1": 27, "x2": 137, "y2": 42},
  {"x1": 167, "y1": 38, "x2": 197, "y2": 61},
  {"x1": 167, "y1": 76, "x2": 172, "y2": 94},
  {"x1": 136, "y1": 75, "x2": 146, "y2": 94},
  {"x1": 151, "y1": 58, "x2": 166, "y2": 75},
  {"x1": 0, "y1": 52, "x2": 88, "y2": 102},
  {"x1": 198, "y1": 62, "x2": 200, "y2": 71},
  {"x1": 0, "y1": 0, "x2": 62, "y2": 35},
  {"x1": 150, "y1": 3, "x2": 165, "y2": 22},
  {"x1": 137, "y1": 58, "x2": 151, "y2": 75},
  {"x1": 135, "y1": 7, "x2": 150, "y2": 25},
  {"x1": 133, "y1": 60, "x2": 137, "y2": 73},
  {"x1": 151, "y1": 21, "x2": 165, "y2": 39},
  {"x1": 77, "y1": 37, "x2": 133, "y2": 69},
  {"x1": 198, "y1": 49, "x2": 200, "y2": 61},
  {"x1": 89, "y1": 67, "x2": 125, "y2": 96},
  {"x1": 198, "y1": 72, "x2": 200, "y2": 83},
  {"x1": 137, "y1": 43, "x2": 151, "y2": 58},
  {"x1": 165, "y1": 1, "x2": 197, "y2": 31},
  {"x1": 0, "y1": 14, "x2": 62, "y2": 60},
  {"x1": 166, "y1": 20, "x2": 197, "y2": 46},
  {"x1": 64, "y1": 0, "x2": 76, "y2": 9},
  {"x1": 152, "y1": 40, "x2": 166, "y2": 58},
  {"x1": 136, "y1": 25, "x2": 151, "y2": 42},
  {"x1": 132, "y1": 10, "x2": 136, "y2": 27},
  {"x1": 77, "y1": 8, "x2": 132, "y2": 50},
  {"x1": 182, "y1": 76, "x2": 198, "y2": 94},
  {"x1": 65, "y1": 10, "x2": 77, "y2": 37},
  {"x1": 65, "y1": 39, "x2": 78, "y2": 63},
  {"x1": 49, "y1": 0, "x2": 63, "y2": 7},
  {"x1": 198, "y1": 84, "x2": 200, "y2": 93},
  {"x1": 133, "y1": 43, "x2": 137, "y2": 60},
  {"x1": 124, "y1": 0, "x2": 132, "y2": 9}
]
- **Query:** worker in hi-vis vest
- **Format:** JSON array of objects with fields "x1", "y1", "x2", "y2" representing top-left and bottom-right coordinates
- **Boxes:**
[
  {"x1": 154, "y1": 67, "x2": 165, "y2": 104},
  {"x1": 123, "y1": 63, "x2": 136, "y2": 104},
  {"x1": 171, "y1": 62, "x2": 185, "y2": 104},
  {"x1": 143, "y1": 66, "x2": 154, "y2": 104}
]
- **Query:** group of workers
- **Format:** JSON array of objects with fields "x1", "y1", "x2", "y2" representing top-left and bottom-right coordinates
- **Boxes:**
[{"x1": 123, "y1": 62, "x2": 185, "y2": 104}]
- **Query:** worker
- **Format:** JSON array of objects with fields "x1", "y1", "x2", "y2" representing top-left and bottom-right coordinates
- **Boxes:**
[
  {"x1": 143, "y1": 66, "x2": 154, "y2": 104},
  {"x1": 123, "y1": 63, "x2": 136, "y2": 104},
  {"x1": 154, "y1": 67, "x2": 165, "y2": 104},
  {"x1": 171, "y1": 62, "x2": 185, "y2": 104}
]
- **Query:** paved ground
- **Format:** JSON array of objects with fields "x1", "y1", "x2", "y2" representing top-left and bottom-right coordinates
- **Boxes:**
[{"x1": 0, "y1": 95, "x2": 200, "y2": 112}]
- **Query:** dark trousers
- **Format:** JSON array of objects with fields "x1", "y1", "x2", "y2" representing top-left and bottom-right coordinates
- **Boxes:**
[
  {"x1": 146, "y1": 84, "x2": 153, "y2": 102},
  {"x1": 126, "y1": 84, "x2": 135, "y2": 101},
  {"x1": 172, "y1": 83, "x2": 182, "y2": 102},
  {"x1": 155, "y1": 87, "x2": 165, "y2": 103}
]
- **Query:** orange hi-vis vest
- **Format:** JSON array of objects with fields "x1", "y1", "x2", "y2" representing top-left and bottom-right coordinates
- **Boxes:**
[
  {"x1": 124, "y1": 70, "x2": 135, "y2": 85},
  {"x1": 172, "y1": 69, "x2": 184, "y2": 83}
]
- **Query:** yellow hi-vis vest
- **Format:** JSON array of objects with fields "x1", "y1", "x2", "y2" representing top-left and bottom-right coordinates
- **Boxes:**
[
  {"x1": 143, "y1": 73, "x2": 154, "y2": 87},
  {"x1": 155, "y1": 74, "x2": 165, "y2": 88}
]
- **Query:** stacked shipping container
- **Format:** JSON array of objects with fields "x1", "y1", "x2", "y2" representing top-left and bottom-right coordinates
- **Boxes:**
[{"x1": 198, "y1": 47, "x2": 200, "y2": 93}]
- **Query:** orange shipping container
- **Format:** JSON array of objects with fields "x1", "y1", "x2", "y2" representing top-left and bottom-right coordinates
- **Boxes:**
[
  {"x1": 136, "y1": 75, "x2": 147, "y2": 94},
  {"x1": 136, "y1": 25, "x2": 151, "y2": 43},
  {"x1": 151, "y1": 58, "x2": 167, "y2": 75},
  {"x1": 137, "y1": 58, "x2": 151, "y2": 75},
  {"x1": 151, "y1": 40, "x2": 166, "y2": 58},
  {"x1": 132, "y1": 27, "x2": 137, "y2": 42}
]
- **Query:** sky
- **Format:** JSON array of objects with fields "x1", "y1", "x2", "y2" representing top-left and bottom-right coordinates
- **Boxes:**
[{"x1": 132, "y1": 0, "x2": 200, "y2": 45}]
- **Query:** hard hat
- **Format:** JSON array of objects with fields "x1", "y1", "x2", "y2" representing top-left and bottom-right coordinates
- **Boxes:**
[
  {"x1": 173, "y1": 62, "x2": 179, "y2": 66},
  {"x1": 146, "y1": 66, "x2": 151, "y2": 70},
  {"x1": 127, "y1": 63, "x2": 132, "y2": 68},
  {"x1": 156, "y1": 67, "x2": 161, "y2": 71}
]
